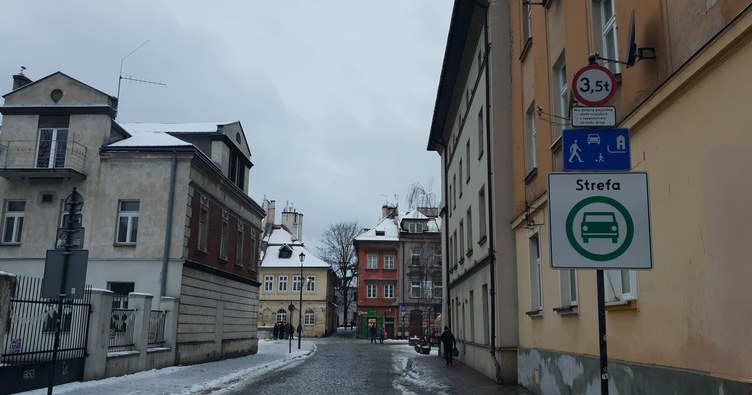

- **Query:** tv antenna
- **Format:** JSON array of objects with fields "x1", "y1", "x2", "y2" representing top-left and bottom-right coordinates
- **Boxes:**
[{"x1": 116, "y1": 40, "x2": 166, "y2": 115}]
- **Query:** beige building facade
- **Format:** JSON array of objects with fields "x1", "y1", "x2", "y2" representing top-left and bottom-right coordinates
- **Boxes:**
[
  {"x1": 257, "y1": 202, "x2": 336, "y2": 338},
  {"x1": 508, "y1": 0, "x2": 752, "y2": 393}
]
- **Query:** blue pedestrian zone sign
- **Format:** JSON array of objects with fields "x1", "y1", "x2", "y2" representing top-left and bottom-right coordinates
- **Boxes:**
[{"x1": 562, "y1": 128, "x2": 630, "y2": 171}]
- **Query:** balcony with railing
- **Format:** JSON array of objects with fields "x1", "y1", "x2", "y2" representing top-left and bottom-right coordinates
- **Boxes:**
[{"x1": 0, "y1": 139, "x2": 87, "y2": 179}]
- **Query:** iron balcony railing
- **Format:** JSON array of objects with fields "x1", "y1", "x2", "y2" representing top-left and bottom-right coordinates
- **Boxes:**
[{"x1": 0, "y1": 139, "x2": 87, "y2": 176}]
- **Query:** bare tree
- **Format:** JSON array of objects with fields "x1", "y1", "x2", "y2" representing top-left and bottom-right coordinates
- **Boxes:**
[
  {"x1": 405, "y1": 180, "x2": 437, "y2": 210},
  {"x1": 317, "y1": 221, "x2": 360, "y2": 326}
]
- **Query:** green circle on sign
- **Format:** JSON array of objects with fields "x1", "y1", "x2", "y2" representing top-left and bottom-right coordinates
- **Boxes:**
[{"x1": 565, "y1": 196, "x2": 634, "y2": 261}]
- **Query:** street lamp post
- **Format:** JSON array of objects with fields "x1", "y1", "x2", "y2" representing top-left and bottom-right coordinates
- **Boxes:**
[{"x1": 298, "y1": 252, "x2": 305, "y2": 350}]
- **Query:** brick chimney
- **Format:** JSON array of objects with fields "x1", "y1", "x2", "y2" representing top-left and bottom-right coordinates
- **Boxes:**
[
  {"x1": 381, "y1": 204, "x2": 397, "y2": 219},
  {"x1": 12, "y1": 73, "x2": 32, "y2": 90}
]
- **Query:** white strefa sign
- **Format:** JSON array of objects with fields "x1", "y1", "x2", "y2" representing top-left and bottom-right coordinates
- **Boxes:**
[{"x1": 548, "y1": 172, "x2": 653, "y2": 269}]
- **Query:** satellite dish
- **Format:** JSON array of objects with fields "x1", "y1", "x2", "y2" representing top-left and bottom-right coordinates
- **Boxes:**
[{"x1": 626, "y1": 10, "x2": 637, "y2": 67}]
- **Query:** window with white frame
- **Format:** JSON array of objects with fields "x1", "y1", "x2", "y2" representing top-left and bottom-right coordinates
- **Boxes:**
[
  {"x1": 593, "y1": 0, "x2": 620, "y2": 74},
  {"x1": 366, "y1": 254, "x2": 377, "y2": 269},
  {"x1": 529, "y1": 233, "x2": 543, "y2": 312},
  {"x1": 525, "y1": 102, "x2": 538, "y2": 174},
  {"x1": 466, "y1": 208, "x2": 473, "y2": 254},
  {"x1": 198, "y1": 205, "x2": 209, "y2": 251},
  {"x1": 306, "y1": 275, "x2": 315, "y2": 292},
  {"x1": 448, "y1": 235, "x2": 454, "y2": 266},
  {"x1": 478, "y1": 186, "x2": 487, "y2": 240},
  {"x1": 452, "y1": 230, "x2": 458, "y2": 265},
  {"x1": 552, "y1": 52, "x2": 568, "y2": 141},
  {"x1": 478, "y1": 108, "x2": 484, "y2": 159},
  {"x1": 2, "y1": 200, "x2": 25, "y2": 244},
  {"x1": 384, "y1": 255, "x2": 395, "y2": 270},
  {"x1": 366, "y1": 283, "x2": 377, "y2": 298},
  {"x1": 459, "y1": 220, "x2": 465, "y2": 259},
  {"x1": 293, "y1": 275, "x2": 302, "y2": 292},
  {"x1": 304, "y1": 309, "x2": 315, "y2": 325},
  {"x1": 408, "y1": 222, "x2": 423, "y2": 233},
  {"x1": 459, "y1": 159, "x2": 464, "y2": 196},
  {"x1": 264, "y1": 275, "x2": 274, "y2": 291},
  {"x1": 452, "y1": 174, "x2": 457, "y2": 208},
  {"x1": 522, "y1": 1, "x2": 533, "y2": 44},
  {"x1": 36, "y1": 128, "x2": 68, "y2": 168},
  {"x1": 236, "y1": 228, "x2": 244, "y2": 266},
  {"x1": 410, "y1": 247, "x2": 422, "y2": 265},
  {"x1": 604, "y1": 270, "x2": 637, "y2": 303},
  {"x1": 466, "y1": 140, "x2": 471, "y2": 181},
  {"x1": 220, "y1": 219, "x2": 229, "y2": 260},
  {"x1": 560, "y1": 270, "x2": 578, "y2": 307},
  {"x1": 433, "y1": 281, "x2": 443, "y2": 298},
  {"x1": 278, "y1": 275, "x2": 288, "y2": 292},
  {"x1": 410, "y1": 281, "x2": 421, "y2": 298},
  {"x1": 384, "y1": 284, "x2": 394, "y2": 298},
  {"x1": 276, "y1": 309, "x2": 287, "y2": 322},
  {"x1": 116, "y1": 200, "x2": 139, "y2": 244}
]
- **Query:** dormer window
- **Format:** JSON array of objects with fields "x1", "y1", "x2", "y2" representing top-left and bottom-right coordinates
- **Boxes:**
[
  {"x1": 375, "y1": 230, "x2": 385, "y2": 236},
  {"x1": 408, "y1": 222, "x2": 423, "y2": 233},
  {"x1": 278, "y1": 245, "x2": 293, "y2": 259}
]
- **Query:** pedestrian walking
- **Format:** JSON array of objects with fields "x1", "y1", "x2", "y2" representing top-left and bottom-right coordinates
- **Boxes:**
[
  {"x1": 369, "y1": 323, "x2": 377, "y2": 344},
  {"x1": 378, "y1": 326, "x2": 385, "y2": 344},
  {"x1": 439, "y1": 326, "x2": 457, "y2": 366},
  {"x1": 287, "y1": 322, "x2": 294, "y2": 340},
  {"x1": 272, "y1": 322, "x2": 280, "y2": 340}
]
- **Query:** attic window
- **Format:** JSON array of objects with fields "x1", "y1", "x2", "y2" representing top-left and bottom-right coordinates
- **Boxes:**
[
  {"x1": 278, "y1": 245, "x2": 293, "y2": 259},
  {"x1": 236, "y1": 132, "x2": 241, "y2": 143},
  {"x1": 408, "y1": 222, "x2": 423, "y2": 233},
  {"x1": 375, "y1": 230, "x2": 385, "y2": 236}
]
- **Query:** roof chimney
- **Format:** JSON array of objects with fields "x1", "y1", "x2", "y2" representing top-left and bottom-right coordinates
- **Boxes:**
[
  {"x1": 12, "y1": 70, "x2": 32, "y2": 90},
  {"x1": 282, "y1": 208, "x2": 303, "y2": 242},
  {"x1": 382, "y1": 204, "x2": 397, "y2": 219}
]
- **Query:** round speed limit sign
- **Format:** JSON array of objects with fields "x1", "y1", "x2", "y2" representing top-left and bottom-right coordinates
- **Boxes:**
[{"x1": 572, "y1": 64, "x2": 617, "y2": 106}]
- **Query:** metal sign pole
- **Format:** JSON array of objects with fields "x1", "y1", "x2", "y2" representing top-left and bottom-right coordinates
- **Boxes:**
[
  {"x1": 46, "y1": 188, "x2": 83, "y2": 395},
  {"x1": 596, "y1": 270, "x2": 609, "y2": 394},
  {"x1": 47, "y1": 188, "x2": 79, "y2": 394}
]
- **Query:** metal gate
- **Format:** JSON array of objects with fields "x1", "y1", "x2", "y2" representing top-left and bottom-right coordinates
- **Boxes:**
[{"x1": 0, "y1": 276, "x2": 91, "y2": 394}]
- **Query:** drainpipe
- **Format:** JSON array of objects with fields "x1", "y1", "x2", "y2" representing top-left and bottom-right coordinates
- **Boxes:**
[
  {"x1": 438, "y1": 142, "x2": 451, "y2": 334},
  {"x1": 160, "y1": 152, "x2": 177, "y2": 297},
  {"x1": 481, "y1": 1, "x2": 503, "y2": 383}
]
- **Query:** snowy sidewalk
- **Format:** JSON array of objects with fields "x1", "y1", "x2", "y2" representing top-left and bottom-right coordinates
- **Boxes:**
[{"x1": 20, "y1": 339, "x2": 316, "y2": 395}]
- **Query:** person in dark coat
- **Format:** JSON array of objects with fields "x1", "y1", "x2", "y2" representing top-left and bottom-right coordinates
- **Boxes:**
[
  {"x1": 369, "y1": 323, "x2": 377, "y2": 344},
  {"x1": 286, "y1": 322, "x2": 294, "y2": 340},
  {"x1": 439, "y1": 326, "x2": 457, "y2": 366},
  {"x1": 272, "y1": 322, "x2": 279, "y2": 340}
]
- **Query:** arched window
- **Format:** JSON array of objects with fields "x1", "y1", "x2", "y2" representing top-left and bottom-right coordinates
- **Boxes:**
[
  {"x1": 304, "y1": 309, "x2": 315, "y2": 326},
  {"x1": 276, "y1": 309, "x2": 287, "y2": 323}
]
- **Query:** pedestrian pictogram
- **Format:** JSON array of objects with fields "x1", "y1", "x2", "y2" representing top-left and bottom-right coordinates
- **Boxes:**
[{"x1": 563, "y1": 129, "x2": 630, "y2": 171}]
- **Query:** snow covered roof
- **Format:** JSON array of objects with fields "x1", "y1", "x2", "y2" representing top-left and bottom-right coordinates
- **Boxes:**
[
  {"x1": 402, "y1": 210, "x2": 429, "y2": 220},
  {"x1": 401, "y1": 210, "x2": 441, "y2": 232},
  {"x1": 261, "y1": 226, "x2": 330, "y2": 269},
  {"x1": 354, "y1": 216, "x2": 400, "y2": 241},
  {"x1": 107, "y1": 121, "x2": 239, "y2": 148},
  {"x1": 107, "y1": 130, "x2": 192, "y2": 147},
  {"x1": 266, "y1": 226, "x2": 302, "y2": 246},
  {"x1": 119, "y1": 122, "x2": 236, "y2": 134}
]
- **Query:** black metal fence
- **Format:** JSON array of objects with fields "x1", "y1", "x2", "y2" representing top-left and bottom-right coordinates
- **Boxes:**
[{"x1": 1, "y1": 276, "x2": 91, "y2": 364}]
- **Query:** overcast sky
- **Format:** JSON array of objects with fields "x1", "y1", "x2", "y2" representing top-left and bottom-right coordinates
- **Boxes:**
[{"x1": 0, "y1": 1, "x2": 452, "y2": 252}]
